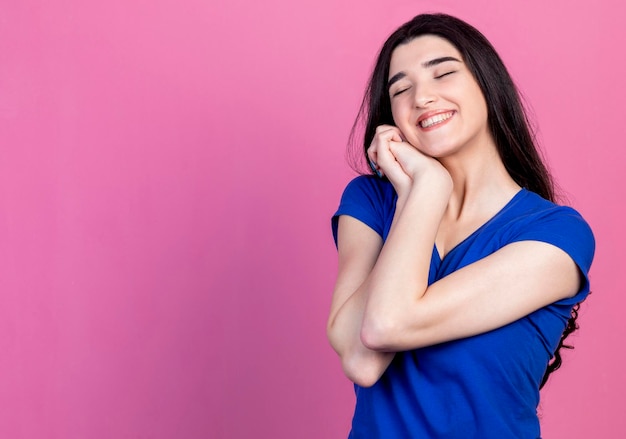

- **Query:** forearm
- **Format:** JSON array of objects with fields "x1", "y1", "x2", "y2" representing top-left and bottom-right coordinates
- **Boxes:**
[
  {"x1": 327, "y1": 287, "x2": 394, "y2": 387},
  {"x1": 361, "y1": 177, "x2": 451, "y2": 348},
  {"x1": 327, "y1": 168, "x2": 450, "y2": 383}
]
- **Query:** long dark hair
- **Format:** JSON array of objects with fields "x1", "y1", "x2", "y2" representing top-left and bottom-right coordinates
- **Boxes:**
[{"x1": 349, "y1": 13, "x2": 579, "y2": 388}]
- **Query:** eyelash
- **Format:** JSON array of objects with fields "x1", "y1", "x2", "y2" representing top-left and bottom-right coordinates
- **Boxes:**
[
  {"x1": 392, "y1": 88, "x2": 409, "y2": 97},
  {"x1": 391, "y1": 71, "x2": 457, "y2": 97},
  {"x1": 435, "y1": 71, "x2": 456, "y2": 79}
]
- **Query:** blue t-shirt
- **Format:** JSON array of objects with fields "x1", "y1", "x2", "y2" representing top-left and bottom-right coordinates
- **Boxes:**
[{"x1": 332, "y1": 175, "x2": 595, "y2": 439}]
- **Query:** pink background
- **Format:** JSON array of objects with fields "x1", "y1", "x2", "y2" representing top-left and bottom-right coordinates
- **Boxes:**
[{"x1": 1, "y1": 0, "x2": 623, "y2": 437}]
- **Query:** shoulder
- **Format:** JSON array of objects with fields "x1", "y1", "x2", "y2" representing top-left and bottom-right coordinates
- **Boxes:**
[
  {"x1": 506, "y1": 190, "x2": 595, "y2": 272},
  {"x1": 340, "y1": 175, "x2": 396, "y2": 202},
  {"x1": 331, "y1": 175, "x2": 396, "y2": 245}
]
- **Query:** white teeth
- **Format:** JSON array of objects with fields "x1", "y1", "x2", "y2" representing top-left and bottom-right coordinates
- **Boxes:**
[{"x1": 419, "y1": 112, "x2": 453, "y2": 128}]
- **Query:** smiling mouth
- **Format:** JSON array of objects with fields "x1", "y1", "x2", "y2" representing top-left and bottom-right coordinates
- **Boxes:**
[{"x1": 418, "y1": 111, "x2": 455, "y2": 128}]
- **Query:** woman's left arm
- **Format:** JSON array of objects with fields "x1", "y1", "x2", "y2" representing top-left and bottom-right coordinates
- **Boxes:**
[
  {"x1": 362, "y1": 238, "x2": 582, "y2": 352},
  {"x1": 361, "y1": 137, "x2": 584, "y2": 352}
]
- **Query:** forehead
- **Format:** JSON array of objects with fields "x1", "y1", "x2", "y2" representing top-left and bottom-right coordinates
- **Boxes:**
[{"x1": 389, "y1": 35, "x2": 462, "y2": 75}]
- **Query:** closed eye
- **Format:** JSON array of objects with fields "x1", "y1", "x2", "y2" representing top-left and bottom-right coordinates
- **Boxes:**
[
  {"x1": 391, "y1": 87, "x2": 410, "y2": 97},
  {"x1": 435, "y1": 71, "x2": 456, "y2": 79}
]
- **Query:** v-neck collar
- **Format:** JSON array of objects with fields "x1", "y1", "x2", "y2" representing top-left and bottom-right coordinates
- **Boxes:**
[{"x1": 433, "y1": 188, "x2": 527, "y2": 262}]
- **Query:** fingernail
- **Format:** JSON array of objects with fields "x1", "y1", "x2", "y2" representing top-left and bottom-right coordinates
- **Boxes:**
[{"x1": 369, "y1": 159, "x2": 382, "y2": 178}]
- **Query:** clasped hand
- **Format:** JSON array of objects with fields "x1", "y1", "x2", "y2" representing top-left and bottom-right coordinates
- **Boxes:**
[{"x1": 367, "y1": 125, "x2": 450, "y2": 199}]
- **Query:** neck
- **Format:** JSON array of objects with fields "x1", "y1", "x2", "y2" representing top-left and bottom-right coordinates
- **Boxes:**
[{"x1": 438, "y1": 138, "x2": 520, "y2": 222}]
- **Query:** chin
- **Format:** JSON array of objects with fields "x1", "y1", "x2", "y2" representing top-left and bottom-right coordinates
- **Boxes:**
[{"x1": 418, "y1": 144, "x2": 460, "y2": 159}]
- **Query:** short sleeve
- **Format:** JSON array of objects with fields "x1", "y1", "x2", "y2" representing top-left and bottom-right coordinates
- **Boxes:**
[
  {"x1": 510, "y1": 206, "x2": 595, "y2": 305},
  {"x1": 331, "y1": 176, "x2": 396, "y2": 246}
]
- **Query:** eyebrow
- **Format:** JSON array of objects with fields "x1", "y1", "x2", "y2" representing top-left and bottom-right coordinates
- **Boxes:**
[{"x1": 387, "y1": 56, "x2": 462, "y2": 90}]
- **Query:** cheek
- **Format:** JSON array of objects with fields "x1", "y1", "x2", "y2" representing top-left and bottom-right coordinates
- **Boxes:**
[
  {"x1": 390, "y1": 101, "x2": 410, "y2": 126},
  {"x1": 467, "y1": 85, "x2": 489, "y2": 118},
  {"x1": 472, "y1": 98, "x2": 489, "y2": 127}
]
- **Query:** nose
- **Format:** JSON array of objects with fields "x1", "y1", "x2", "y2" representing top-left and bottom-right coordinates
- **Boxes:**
[{"x1": 414, "y1": 85, "x2": 436, "y2": 108}]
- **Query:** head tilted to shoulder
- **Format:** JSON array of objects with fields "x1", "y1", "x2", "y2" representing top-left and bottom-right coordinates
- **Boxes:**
[
  {"x1": 352, "y1": 13, "x2": 555, "y2": 202},
  {"x1": 351, "y1": 13, "x2": 576, "y2": 389}
]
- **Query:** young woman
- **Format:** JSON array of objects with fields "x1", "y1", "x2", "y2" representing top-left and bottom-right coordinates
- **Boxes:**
[{"x1": 327, "y1": 13, "x2": 595, "y2": 438}]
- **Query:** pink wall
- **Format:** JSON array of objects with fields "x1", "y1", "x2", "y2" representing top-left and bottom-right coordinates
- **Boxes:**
[{"x1": 0, "y1": 0, "x2": 623, "y2": 437}]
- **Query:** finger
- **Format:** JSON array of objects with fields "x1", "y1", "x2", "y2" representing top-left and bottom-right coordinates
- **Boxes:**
[
  {"x1": 375, "y1": 128, "x2": 400, "y2": 142},
  {"x1": 370, "y1": 126, "x2": 407, "y2": 177},
  {"x1": 373, "y1": 138, "x2": 395, "y2": 169},
  {"x1": 375, "y1": 124, "x2": 396, "y2": 134},
  {"x1": 367, "y1": 146, "x2": 384, "y2": 177},
  {"x1": 368, "y1": 158, "x2": 383, "y2": 178},
  {"x1": 388, "y1": 140, "x2": 414, "y2": 161},
  {"x1": 392, "y1": 130, "x2": 405, "y2": 143},
  {"x1": 376, "y1": 125, "x2": 405, "y2": 142},
  {"x1": 367, "y1": 144, "x2": 377, "y2": 166}
]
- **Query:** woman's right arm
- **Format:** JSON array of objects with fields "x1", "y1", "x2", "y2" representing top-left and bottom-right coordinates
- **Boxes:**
[
  {"x1": 327, "y1": 124, "x2": 447, "y2": 387},
  {"x1": 326, "y1": 215, "x2": 395, "y2": 387}
]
